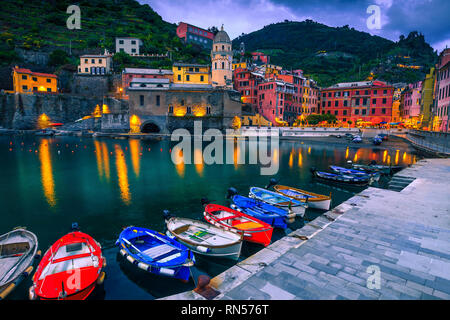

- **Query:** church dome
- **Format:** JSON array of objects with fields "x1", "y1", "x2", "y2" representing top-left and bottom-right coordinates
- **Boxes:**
[{"x1": 213, "y1": 25, "x2": 230, "y2": 43}]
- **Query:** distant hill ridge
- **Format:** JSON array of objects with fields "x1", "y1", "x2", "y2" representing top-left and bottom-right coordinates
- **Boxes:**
[{"x1": 233, "y1": 20, "x2": 437, "y2": 87}]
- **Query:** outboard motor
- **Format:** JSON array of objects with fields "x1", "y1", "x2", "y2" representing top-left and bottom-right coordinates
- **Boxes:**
[
  {"x1": 163, "y1": 210, "x2": 172, "y2": 221},
  {"x1": 310, "y1": 167, "x2": 317, "y2": 174},
  {"x1": 226, "y1": 187, "x2": 238, "y2": 199},
  {"x1": 265, "y1": 178, "x2": 278, "y2": 189},
  {"x1": 200, "y1": 198, "x2": 210, "y2": 207},
  {"x1": 71, "y1": 222, "x2": 79, "y2": 231}
]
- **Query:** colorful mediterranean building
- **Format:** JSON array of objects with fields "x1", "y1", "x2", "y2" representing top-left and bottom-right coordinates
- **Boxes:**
[
  {"x1": 115, "y1": 37, "x2": 143, "y2": 55},
  {"x1": 12, "y1": 67, "x2": 58, "y2": 94},
  {"x1": 78, "y1": 52, "x2": 112, "y2": 75},
  {"x1": 434, "y1": 48, "x2": 450, "y2": 132},
  {"x1": 401, "y1": 81, "x2": 422, "y2": 128},
  {"x1": 172, "y1": 62, "x2": 210, "y2": 85},
  {"x1": 176, "y1": 22, "x2": 215, "y2": 49},
  {"x1": 122, "y1": 68, "x2": 174, "y2": 90},
  {"x1": 320, "y1": 80, "x2": 394, "y2": 126},
  {"x1": 251, "y1": 52, "x2": 269, "y2": 65},
  {"x1": 420, "y1": 67, "x2": 436, "y2": 130},
  {"x1": 233, "y1": 67, "x2": 264, "y2": 106}
]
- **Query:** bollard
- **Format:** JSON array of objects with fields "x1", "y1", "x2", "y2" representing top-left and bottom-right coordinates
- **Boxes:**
[{"x1": 193, "y1": 275, "x2": 220, "y2": 300}]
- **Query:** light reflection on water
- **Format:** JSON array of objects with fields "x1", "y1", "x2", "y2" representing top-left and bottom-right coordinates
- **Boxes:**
[{"x1": 0, "y1": 135, "x2": 419, "y2": 300}]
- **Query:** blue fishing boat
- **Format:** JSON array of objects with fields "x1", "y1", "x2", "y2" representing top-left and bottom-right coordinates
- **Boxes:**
[
  {"x1": 228, "y1": 192, "x2": 291, "y2": 229},
  {"x1": 249, "y1": 187, "x2": 307, "y2": 218},
  {"x1": 329, "y1": 165, "x2": 381, "y2": 181},
  {"x1": 310, "y1": 168, "x2": 371, "y2": 186},
  {"x1": 116, "y1": 226, "x2": 195, "y2": 282},
  {"x1": 373, "y1": 136, "x2": 383, "y2": 145}
]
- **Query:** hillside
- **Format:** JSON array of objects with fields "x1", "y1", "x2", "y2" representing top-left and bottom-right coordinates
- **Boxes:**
[
  {"x1": 233, "y1": 20, "x2": 438, "y2": 87},
  {"x1": 0, "y1": 0, "x2": 209, "y2": 72}
]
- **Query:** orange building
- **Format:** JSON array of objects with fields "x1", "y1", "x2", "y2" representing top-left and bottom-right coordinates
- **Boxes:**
[{"x1": 13, "y1": 67, "x2": 58, "y2": 94}]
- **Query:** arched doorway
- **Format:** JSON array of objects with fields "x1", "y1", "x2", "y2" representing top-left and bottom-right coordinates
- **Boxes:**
[{"x1": 141, "y1": 121, "x2": 161, "y2": 133}]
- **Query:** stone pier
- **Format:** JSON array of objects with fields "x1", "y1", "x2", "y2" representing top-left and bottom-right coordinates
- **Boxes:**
[{"x1": 162, "y1": 158, "x2": 450, "y2": 300}]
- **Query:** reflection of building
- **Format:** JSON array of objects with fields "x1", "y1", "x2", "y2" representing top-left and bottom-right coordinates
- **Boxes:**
[
  {"x1": 115, "y1": 37, "x2": 142, "y2": 55},
  {"x1": 321, "y1": 80, "x2": 394, "y2": 125},
  {"x1": 211, "y1": 26, "x2": 233, "y2": 88},
  {"x1": 77, "y1": 52, "x2": 112, "y2": 75},
  {"x1": 12, "y1": 67, "x2": 58, "y2": 94},
  {"x1": 434, "y1": 48, "x2": 450, "y2": 132},
  {"x1": 172, "y1": 63, "x2": 210, "y2": 85},
  {"x1": 127, "y1": 80, "x2": 242, "y2": 133},
  {"x1": 176, "y1": 22, "x2": 214, "y2": 49}
]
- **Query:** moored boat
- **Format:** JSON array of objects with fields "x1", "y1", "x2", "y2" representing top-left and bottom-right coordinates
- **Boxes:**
[
  {"x1": 249, "y1": 187, "x2": 307, "y2": 218},
  {"x1": 351, "y1": 162, "x2": 403, "y2": 175},
  {"x1": 203, "y1": 204, "x2": 273, "y2": 247},
  {"x1": 330, "y1": 165, "x2": 381, "y2": 182},
  {"x1": 228, "y1": 190, "x2": 292, "y2": 229},
  {"x1": 165, "y1": 213, "x2": 243, "y2": 261},
  {"x1": 116, "y1": 226, "x2": 195, "y2": 282},
  {"x1": 272, "y1": 185, "x2": 332, "y2": 211},
  {"x1": 0, "y1": 228, "x2": 39, "y2": 300},
  {"x1": 311, "y1": 168, "x2": 371, "y2": 186},
  {"x1": 29, "y1": 224, "x2": 106, "y2": 300}
]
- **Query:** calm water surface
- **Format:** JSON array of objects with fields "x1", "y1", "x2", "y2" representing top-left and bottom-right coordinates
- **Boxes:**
[{"x1": 0, "y1": 135, "x2": 418, "y2": 299}]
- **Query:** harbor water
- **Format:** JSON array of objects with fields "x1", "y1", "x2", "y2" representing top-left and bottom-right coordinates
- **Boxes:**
[{"x1": 0, "y1": 134, "x2": 418, "y2": 299}]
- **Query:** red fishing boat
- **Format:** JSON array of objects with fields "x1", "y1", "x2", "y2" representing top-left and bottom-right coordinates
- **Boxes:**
[
  {"x1": 29, "y1": 224, "x2": 106, "y2": 300},
  {"x1": 203, "y1": 204, "x2": 273, "y2": 247}
]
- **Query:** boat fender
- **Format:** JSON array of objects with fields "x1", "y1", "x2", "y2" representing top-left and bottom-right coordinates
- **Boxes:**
[
  {"x1": 22, "y1": 266, "x2": 34, "y2": 278},
  {"x1": 34, "y1": 250, "x2": 42, "y2": 260},
  {"x1": 126, "y1": 255, "x2": 135, "y2": 264},
  {"x1": 159, "y1": 267, "x2": 175, "y2": 277},
  {"x1": 102, "y1": 256, "x2": 107, "y2": 268},
  {"x1": 137, "y1": 262, "x2": 149, "y2": 271},
  {"x1": 0, "y1": 283, "x2": 16, "y2": 300},
  {"x1": 120, "y1": 249, "x2": 127, "y2": 257},
  {"x1": 28, "y1": 286, "x2": 37, "y2": 300},
  {"x1": 96, "y1": 272, "x2": 106, "y2": 285},
  {"x1": 196, "y1": 246, "x2": 210, "y2": 253}
]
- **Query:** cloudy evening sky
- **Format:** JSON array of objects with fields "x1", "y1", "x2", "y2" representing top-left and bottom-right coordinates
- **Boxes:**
[{"x1": 141, "y1": 0, "x2": 450, "y2": 52}]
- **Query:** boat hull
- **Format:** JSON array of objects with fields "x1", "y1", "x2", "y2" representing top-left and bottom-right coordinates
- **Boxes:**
[
  {"x1": 166, "y1": 217, "x2": 243, "y2": 261},
  {"x1": 273, "y1": 185, "x2": 332, "y2": 211},
  {"x1": 116, "y1": 226, "x2": 194, "y2": 282},
  {"x1": 203, "y1": 204, "x2": 273, "y2": 247},
  {"x1": 248, "y1": 187, "x2": 304, "y2": 219}
]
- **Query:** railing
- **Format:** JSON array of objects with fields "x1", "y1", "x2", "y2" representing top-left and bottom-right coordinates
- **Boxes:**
[{"x1": 394, "y1": 129, "x2": 450, "y2": 155}]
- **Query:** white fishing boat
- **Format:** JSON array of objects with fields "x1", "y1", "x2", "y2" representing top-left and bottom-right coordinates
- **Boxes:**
[
  {"x1": 0, "y1": 228, "x2": 39, "y2": 300},
  {"x1": 165, "y1": 216, "x2": 243, "y2": 261},
  {"x1": 273, "y1": 185, "x2": 332, "y2": 211}
]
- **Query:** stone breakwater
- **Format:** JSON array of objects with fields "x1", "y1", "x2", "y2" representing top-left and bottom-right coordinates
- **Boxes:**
[
  {"x1": 161, "y1": 158, "x2": 450, "y2": 300},
  {"x1": 0, "y1": 92, "x2": 128, "y2": 130}
]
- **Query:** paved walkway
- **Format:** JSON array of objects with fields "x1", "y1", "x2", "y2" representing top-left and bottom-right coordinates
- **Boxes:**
[{"x1": 162, "y1": 159, "x2": 450, "y2": 300}]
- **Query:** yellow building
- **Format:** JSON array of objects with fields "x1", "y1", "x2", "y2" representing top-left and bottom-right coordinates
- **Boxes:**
[
  {"x1": 12, "y1": 67, "x2": 58, "y2": 94},
  {"x1": 232, "y1": 62, "x2": 247, "y2": 70},
  {"x1": 78, "y1": 53, "x2": 112, "y2": 75},
  {"x1": 172, "y1": 62, "x2": 210, "y2": 84},
  {"x1": 263, "y1": 64, "x2": 282, "y2": 76}
]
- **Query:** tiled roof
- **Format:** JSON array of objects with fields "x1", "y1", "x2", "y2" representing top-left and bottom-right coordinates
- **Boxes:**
[{"x1": 13, "y1": 67, "x2": 57, "y2": 78}]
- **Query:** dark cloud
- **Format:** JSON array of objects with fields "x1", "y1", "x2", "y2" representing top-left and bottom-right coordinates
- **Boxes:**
[{"x1": 142, "y1": 0, "x2": 449, "y2": 51}]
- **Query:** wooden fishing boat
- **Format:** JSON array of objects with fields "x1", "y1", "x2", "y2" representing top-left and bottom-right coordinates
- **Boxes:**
[
  {"x1": 230, "y1": 194, "x2": 291, "y2": 229},
  {"x1": 203, "y1": 204, "x2": 273, "y2": 247},
  {"x1": 330, "y1": 165, "x2": 381, "y2": 182},
  {"x1": 351, "y1": 163, "x2": 403, "y2": 175},
  {"x1": 165, "y1": 216, "x2": 243, "y2": 261},
  {"x1": 273, "y1": 185, "x2": 331, "y2": 211},
  {"x1": 0, "y1": 228, "x2": 39, "y2": 300},
  {"x1": 310, "y1": 168, "x2": 371, "y2": 186},
  {"x1": 116, "y1": 226, "x2": 195, "y2": 282},
  {"x1": 249, "y1": 187, "x2": 307, "y2": 218},
  {"x1": 29, "y1": 224, "x2": 106, "y2": 300}
]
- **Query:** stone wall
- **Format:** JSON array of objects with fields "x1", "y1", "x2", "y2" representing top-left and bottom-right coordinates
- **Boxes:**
[{"x1": 0, "y1": 92, "x2": 129, "y2": 130}]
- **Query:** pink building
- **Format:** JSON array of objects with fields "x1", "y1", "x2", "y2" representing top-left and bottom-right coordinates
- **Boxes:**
[
  {"x1": 176, "y1": 22, "x2": 214, "y2": 49},
  {"x1": 435, "y1": 48, "x2": 450, "y2": 132},
  {"x1": 401, "y1": 81, "x2": 422, "y2": 120}
]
